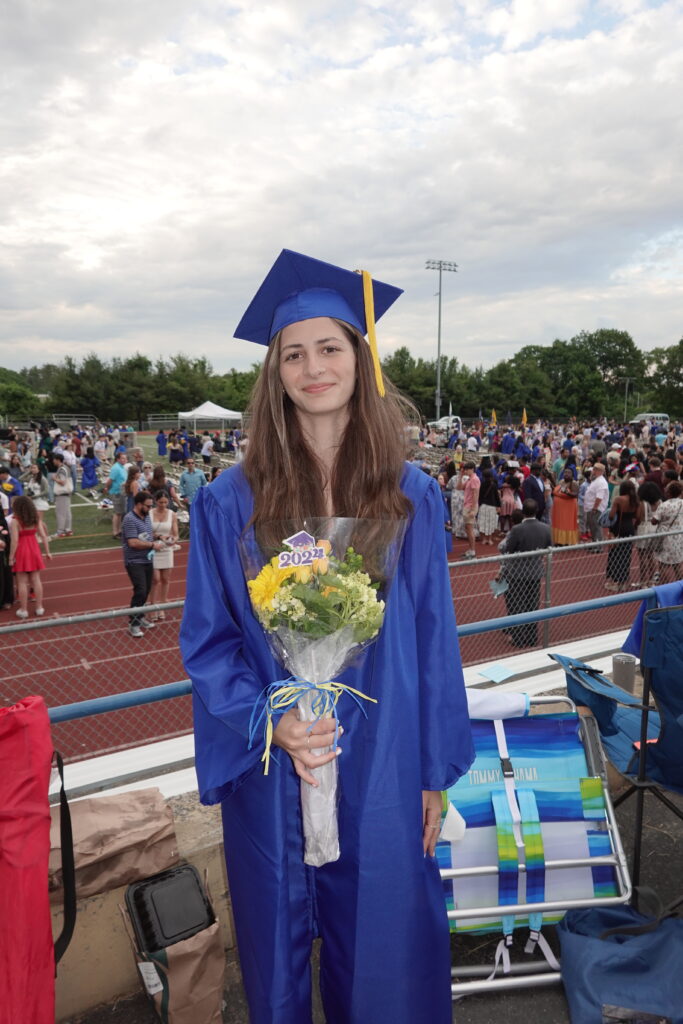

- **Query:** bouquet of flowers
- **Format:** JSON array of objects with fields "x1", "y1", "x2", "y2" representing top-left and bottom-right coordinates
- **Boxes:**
[{"x1": 241, "y1": 518, "x2": 405, "y2": 867}]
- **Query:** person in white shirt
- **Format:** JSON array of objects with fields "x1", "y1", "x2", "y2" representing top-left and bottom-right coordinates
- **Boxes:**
[
  {"x1": 62, "y1": 442, "x2": 78, "y2": 492},
  {"x1": 200, "y1": 436, "x2": 215, "y2": 466},
  {"x1": 584, "y1": 463, "x2": 609, "y2": 544}
]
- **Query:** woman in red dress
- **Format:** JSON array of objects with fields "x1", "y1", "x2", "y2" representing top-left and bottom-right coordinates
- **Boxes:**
[{"x1": 9, "y1": 496, "x2": 51, "y2": 618}]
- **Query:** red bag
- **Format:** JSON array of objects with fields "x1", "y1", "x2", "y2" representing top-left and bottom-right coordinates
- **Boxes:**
[{"x1": 0, "y1": 696, "x2": 75, "y2": 1024}]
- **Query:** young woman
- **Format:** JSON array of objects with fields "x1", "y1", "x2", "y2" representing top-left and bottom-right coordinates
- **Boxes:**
[
  {"x1": 180, "y1": 251, "x2": 473, "y2": 1024},
  {"x1": 80, "y1": 445, "x2": 101, "y2": 491},
  {"x1": 124, "y1": 465, "x2": 141, "y2": 514},
  {"x1": 20, "y1": 463, "x2": 50, "y2": 519},
  {"x1": 652, "y1": 480, "x2": 683, "y2": 582},
  {"x1": 148, "y1": 490, "x2": 178, "y2": 619},
  {"x1": 9, "y1": 495, "x2": 51, "y2": 617},
  {"x1": 498, "y1": 472, "x2": 521, "y2": 534},
  {"x1": 149, "y1": 465, "x2": 179, "y2": 510},
  {"x1": 605, "y1": 481, "x2": 641, "y2": 591},
  {"x1": 8, "y1": 453, "x2": 23, "y2": 480},
  {"x1": 477, "y1": 467, "x2": 500, "y2": 544},
  {"x1": 551, "y1": 467, "x2": 579, "y2": 546},
  {"x1": 635, "y1": 481, "x2": 662, "y2": 586},
  {"x1": 167, "y1": 433, "x2": 183, "y2": 467}
]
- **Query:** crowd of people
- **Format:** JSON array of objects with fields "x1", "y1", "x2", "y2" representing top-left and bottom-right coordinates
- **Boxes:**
[
  {"x1": 2, "y1": 415, "x2": 682, "y2": 637},
  {"x1": 406, "y1": 416, "x2": 683, "y2": 647},
  {"x1": 0, "y1": 421, "x2": 237, "y2": 626}
]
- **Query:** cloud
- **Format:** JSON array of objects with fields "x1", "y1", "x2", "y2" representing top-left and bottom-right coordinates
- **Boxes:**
[{"x1": 1, "y1": 0, "x2": 681, "y2": 381}]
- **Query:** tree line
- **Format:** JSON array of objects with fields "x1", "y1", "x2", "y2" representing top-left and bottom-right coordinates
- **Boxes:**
[{"x1": 2, "y1": 328, "x2": 682, "y2": 426}]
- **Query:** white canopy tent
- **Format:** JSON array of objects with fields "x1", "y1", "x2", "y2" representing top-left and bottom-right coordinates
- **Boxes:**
[{"x1": 178, "y1": 400, "x2": 243, "y2": 433}]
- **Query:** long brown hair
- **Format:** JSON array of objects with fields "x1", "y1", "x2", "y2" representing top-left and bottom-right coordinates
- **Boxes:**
[
  {"x1": 12, "y1": 495, "x2": 39, "y2": 529},
  {"x1": 243, "y1": 319, "x2": 417, "y2": 531},
  {"x1": 151, "y1": 465, "x2": 167, "y2": 490},
  {"x1": 124, "y1": 465, "x2": 140, "y2": 496}
]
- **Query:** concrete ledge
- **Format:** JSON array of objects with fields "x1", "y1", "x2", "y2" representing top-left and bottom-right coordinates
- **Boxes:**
[{"x1": 53, "y1": 790, "x2": 233, "y2": 1022}]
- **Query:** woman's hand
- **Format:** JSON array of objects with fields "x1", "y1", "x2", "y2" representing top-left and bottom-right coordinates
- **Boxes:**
[
  {"x1": 272, "y1": 709, "x2": 343, "y2": 787},
  {"x1": 422, "y1": 790, "x2": 443, "y2": 856}
]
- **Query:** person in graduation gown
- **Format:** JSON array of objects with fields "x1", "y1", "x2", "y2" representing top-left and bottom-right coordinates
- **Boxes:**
[
  {"x1": 180, "y1": 249, "x2": 474, "y2": 1024},
  {"x1": 155, "y1": 430, "x2": 168, "y2": 457}
]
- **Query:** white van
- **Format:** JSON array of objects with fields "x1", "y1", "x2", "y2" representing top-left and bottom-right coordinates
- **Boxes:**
[{"x1": 630, "y1": 412, "x2": 669, "y2": 431}]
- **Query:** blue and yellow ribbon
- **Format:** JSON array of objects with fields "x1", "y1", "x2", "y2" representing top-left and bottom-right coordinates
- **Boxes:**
[{"x1": 248, "y1": 676, "x2": 377, "y2": 775}]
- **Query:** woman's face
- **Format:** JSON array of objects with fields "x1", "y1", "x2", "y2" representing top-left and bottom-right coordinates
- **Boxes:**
[
  {"x1": 279, "y1": 317, "x2": 356, "y2": 421},
  {"x1": 155, "y1": 496, "x2": 169, "y2": 511}
]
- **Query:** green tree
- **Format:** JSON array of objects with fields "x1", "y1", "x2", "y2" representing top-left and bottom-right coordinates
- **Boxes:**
[
  {"x1": 383, "y1": 347, "x2": 436, "y2": 416},
  {"x1": 573, "y1": 329, "x2": 646, "y2": 416},
  {"x1": 213, "y1": 366, "x2": 260, "y2": 411},
  {"x1": 0, "y1": 379, "x2": 41, "y2": 419},
  {"x1": 647, "y1": 340, "x2": 683, "y2": 417}
]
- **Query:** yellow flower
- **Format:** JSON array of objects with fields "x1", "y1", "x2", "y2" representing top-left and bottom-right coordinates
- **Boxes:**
[
  {"x1": 312, "y1": 556, "x2": 329, "y2": 574},
  {"x1": 292, "y1": 565, "x2": 312, "y2": 583},
  {"x1": 248, "y1": 563, "x2": 292, "y2": 611},
  {"x1": 316, "y1": 538, "x2": 332, "y2": 554}
]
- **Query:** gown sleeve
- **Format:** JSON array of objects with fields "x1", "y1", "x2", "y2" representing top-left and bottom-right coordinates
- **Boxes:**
[
  {"x1": 179, "y1": 483, "x2": 280, "y2": 804},
  {"x1": 403, "y1": 475, "x2": 474, "y2": 791}
]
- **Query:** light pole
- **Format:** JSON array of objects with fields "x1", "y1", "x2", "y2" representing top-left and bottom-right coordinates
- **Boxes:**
[
  {"x1": 425, "y1": 259, "x2": 458, "y2": 421},
  {"x1": 618, "y1": 376, "x2": 634, "y2": 424}
]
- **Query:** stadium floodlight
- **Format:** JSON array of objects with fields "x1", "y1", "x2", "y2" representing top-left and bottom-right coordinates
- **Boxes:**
[{"x1": 425, "y1": 260, "x2": 458, "y2": 421}]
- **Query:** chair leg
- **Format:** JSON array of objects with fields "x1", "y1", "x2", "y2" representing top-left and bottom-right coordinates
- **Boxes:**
[
  {"x1": 648, "y1": 787, "x2": 683, "y2": 820},
  {"x1": 631, "y1": 787, "x2": 646, "y2": 895},
  {"x1": 612, "y1": 785, "x2": 636, "y2": 808}
]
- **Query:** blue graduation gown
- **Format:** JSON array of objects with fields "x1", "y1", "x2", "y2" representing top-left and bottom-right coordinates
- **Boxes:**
[{"x1": 180, "y1": 464, "x2": 473, "y2": 1024}]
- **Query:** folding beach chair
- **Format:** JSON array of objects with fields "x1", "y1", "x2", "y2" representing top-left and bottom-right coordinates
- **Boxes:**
[
  {"x1": 438, "y1": 693, "x2": 631, "y2": 998},
  {"x1": 552, "y1": 604, "x2": 683, "y2": 891}
]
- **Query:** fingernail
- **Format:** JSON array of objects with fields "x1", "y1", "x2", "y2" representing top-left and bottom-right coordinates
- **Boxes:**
[{"x1": 335, "y1": 748, "x2": 342, "y2": 756}]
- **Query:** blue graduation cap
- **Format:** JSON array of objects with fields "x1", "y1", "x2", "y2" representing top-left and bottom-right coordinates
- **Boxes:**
[{"x1": 234, "y1": 249, "x2": 403, "y2": 396}]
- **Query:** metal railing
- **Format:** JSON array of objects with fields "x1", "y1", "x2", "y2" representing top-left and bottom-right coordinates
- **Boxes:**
[{"x1": 46, "y1": 586, "x2": 655, "y2": 726}]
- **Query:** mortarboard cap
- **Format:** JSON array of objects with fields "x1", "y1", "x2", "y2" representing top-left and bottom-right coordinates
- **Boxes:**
[{"x1": 234, "y1": 249, "x2": 403, "y2": 396}]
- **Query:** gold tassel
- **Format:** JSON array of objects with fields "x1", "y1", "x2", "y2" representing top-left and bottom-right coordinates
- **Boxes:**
[{"x1": 361, "y1": 269, "x2": 386, "y2": 398}]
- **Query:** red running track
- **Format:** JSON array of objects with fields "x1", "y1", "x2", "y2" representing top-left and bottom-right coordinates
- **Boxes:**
[{"x1": 4, "y1": 536, "x2": 639, "y2": 761}]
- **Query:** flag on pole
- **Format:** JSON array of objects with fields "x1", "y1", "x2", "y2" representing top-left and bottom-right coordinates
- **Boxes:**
[
  {"x1": 491, "y1": 409, "x2": 497, "y2": 426},
  {"x1": 521, "y1": 407, "x2": 528, "y2": 426}
]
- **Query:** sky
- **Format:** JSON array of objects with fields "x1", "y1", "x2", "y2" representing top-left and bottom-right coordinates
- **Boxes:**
[{"x1": 1, "y1": 0, "x2": 682, "y2": 379}]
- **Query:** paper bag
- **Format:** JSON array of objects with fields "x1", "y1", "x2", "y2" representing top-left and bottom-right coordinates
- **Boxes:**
[
  {"x1": 50, "y1": 787, "x2": 178, "y2": 899},
  {"x1": 121, "y1": 893, "x2": 225, "y2": 1024}
]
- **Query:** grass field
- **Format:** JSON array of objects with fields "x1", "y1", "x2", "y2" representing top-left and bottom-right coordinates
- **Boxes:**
[
  {"x1": 42, "y1": 432, "x2": 172, "y2": 554},
  {"x1": 40, "y1": 432, "x2": 231, "y2": 554}
]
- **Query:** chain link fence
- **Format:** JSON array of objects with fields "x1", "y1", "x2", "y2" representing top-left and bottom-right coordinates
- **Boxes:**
[
  {"x1": 2, "y1": 603, "x2": 188, "y2": 763},
  {"x1": 450, "y1": 528, "x2": 683, "y2": 665},
  {"x1": 5, "y1": 531, "x2": 681, "y2": 762}
]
